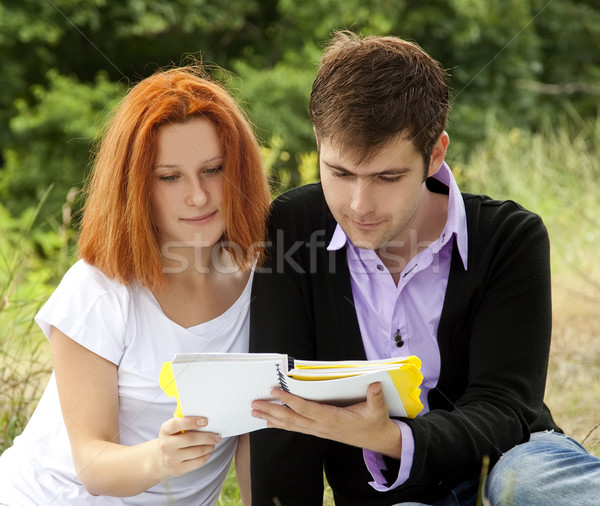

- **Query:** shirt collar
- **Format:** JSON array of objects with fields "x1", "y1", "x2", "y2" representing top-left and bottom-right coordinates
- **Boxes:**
[{"x1": 327, "y1": 161, "x2": 468, "y2": 269}]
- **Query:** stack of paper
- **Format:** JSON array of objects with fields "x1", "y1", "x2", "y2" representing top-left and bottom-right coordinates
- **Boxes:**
[{"x1": 159, "y1": 353, "x2": 423, "y2": 437}]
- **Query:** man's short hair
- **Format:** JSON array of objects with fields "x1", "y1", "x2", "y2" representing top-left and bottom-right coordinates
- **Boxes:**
[{"x1": 309, "y1": 30, "x2": 450, "y2": 167}]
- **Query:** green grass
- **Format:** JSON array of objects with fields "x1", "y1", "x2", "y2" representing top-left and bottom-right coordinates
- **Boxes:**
[
  {"x1": 2, "y1": 116, "x2": 599, "y2": 502},
  {"x1": 217, "y1": 464, "x2": 243, "y2": 506},
  {"x1": 0, "y1": 190, "x2": 61, "y2": 453},
  {"x1": 453, "y1": 111, "x2": 600, "y2": 274}
]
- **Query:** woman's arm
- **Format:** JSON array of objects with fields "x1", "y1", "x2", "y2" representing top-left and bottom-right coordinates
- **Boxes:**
[
  {"x1": 50, "y1": 326, "x2": 221, "y2": 497},
  {"x1": 235, "y1": 434, "x2": 251, "y2": 504}
]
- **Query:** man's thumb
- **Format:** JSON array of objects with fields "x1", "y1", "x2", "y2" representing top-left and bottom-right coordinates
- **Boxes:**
[{"x1": 367, "y1": 382, "x2": 384, "y2": 402}]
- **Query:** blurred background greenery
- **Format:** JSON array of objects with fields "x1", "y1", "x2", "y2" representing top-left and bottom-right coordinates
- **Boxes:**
[
  {"x1": 1, "y1": 1, "x2": 599, "y2": 502},
  {"x1": 2, "y1": 0, "x2": 599, "y2": 219}
]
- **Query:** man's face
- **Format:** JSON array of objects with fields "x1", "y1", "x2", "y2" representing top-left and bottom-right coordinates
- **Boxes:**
[{"x1": 319, "y1": 133, "x2": 444, "y2": 254}]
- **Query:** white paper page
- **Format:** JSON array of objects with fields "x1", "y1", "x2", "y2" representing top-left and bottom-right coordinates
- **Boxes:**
[
  {"x1": 286, "y1": 369, "x2": 408, "y2": 417},
  {"x1": 171, "y1": 355, "x2": 287, "y2": 437}
]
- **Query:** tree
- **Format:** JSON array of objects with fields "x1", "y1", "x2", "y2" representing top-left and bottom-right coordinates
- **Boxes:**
[{"x1": 1, "y1": 0, "x2": 599, "y2": 218}]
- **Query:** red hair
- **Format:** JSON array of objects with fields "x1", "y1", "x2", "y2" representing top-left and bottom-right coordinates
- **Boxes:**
[{"x1": 78, "y1": 66, "x2": 270, "y2": 290}]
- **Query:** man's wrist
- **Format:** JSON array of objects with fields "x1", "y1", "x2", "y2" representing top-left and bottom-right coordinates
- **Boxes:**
[{"x1": 374, "y1": 419, "x2": 403, "y2": 459}]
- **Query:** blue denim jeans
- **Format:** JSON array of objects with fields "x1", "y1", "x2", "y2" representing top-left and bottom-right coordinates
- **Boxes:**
[{"x1": 397, "y1": 431, "x2": 600, "y2": 506}]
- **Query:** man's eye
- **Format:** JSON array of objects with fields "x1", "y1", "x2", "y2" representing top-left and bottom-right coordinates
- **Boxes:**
[
  {"x1": 379, "y1": 175, "x2": 402, "y2": 183},
  {"x1": 331, "y1": 171, "x2": 348, "y2": 178}
]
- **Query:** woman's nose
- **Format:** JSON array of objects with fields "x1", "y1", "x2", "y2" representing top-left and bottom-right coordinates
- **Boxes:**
[{"x1": 185, "y1": 180, "x2": 208, "y2": 207}]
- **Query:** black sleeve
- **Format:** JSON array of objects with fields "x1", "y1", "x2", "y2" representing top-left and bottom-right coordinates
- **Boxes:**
[{"x1": 405, "y1": 201, "x2": 555, "y2": 487}]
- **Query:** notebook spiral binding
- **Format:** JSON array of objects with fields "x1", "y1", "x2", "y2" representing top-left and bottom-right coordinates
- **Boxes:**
[{"x1": 276, "y1": 363, "x2": 290, "y2": 393}]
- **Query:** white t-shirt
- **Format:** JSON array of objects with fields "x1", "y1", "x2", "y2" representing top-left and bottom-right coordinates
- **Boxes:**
[{"x1": 0, "y1": 259, "x2": 253, "y2": 505}]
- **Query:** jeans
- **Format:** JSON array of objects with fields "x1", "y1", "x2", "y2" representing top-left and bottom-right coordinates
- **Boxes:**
[{"x1": 397, "y1": 431, "x2": 600, "y2": 506}]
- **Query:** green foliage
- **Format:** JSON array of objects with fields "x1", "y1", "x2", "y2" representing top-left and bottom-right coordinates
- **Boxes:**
[
  {"x1": 0, "y1": 0, "x2": 272, "y2": 214},
  {"x1": 233, "y1": 59, "x2": 315, "y2": 182},
  {"x1": 1, "y1": 69, "x2": 122, "y2": 218},
  {"x1": 2, "y1": 1, "x2": 600, "y2": 218},
  {"x1": 0, "y1": 190, "x2": 76, "y2": 452},
  {"x1": 454, "y1": 112, "x2": 600, "y2": 275},
  {"x1": 216, "y1": 463, "x2": 243, "y2": 506}
]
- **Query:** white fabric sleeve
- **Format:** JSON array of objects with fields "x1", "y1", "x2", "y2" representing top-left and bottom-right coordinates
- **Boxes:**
[{"x1": 35, "y1": 260, "x2": 128, "y2": 365}]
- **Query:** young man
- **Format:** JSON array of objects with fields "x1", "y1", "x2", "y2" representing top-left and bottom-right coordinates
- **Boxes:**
[{"x1": 249, "y1": 31, "x2": 600, "y2": 505}]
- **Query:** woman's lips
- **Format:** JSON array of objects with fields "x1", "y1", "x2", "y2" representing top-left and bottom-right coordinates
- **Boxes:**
[{"x1": 181, "y1": 210, "x2": 217, "y2": 224}]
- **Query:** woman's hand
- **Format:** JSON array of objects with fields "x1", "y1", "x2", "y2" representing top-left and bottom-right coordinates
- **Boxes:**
[
  {"x1": 52, "y1": 327, "x2": 222, "y2": 496},
  {"x1": 155, "y1": 416, "x2": 222, "y2": 478}
]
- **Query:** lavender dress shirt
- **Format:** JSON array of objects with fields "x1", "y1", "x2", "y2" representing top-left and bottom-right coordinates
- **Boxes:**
[{"x1": 327, "y1": 162, "x2": 468, "y2": 490}]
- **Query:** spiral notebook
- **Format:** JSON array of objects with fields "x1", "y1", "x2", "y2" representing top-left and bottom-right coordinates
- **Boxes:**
[{"x1": 159, "y1": 353, "x2": 423, "y2": 437}]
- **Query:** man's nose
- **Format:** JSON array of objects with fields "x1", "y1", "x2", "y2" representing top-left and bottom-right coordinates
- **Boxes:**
[{"x1": 348, "y1": 178, "x2": 375, "y2": 217}]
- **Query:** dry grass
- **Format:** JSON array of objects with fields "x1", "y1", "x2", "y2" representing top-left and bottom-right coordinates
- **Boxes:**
[{"x1": 546, "y1": 270, "x2": 600, "y2": 456}]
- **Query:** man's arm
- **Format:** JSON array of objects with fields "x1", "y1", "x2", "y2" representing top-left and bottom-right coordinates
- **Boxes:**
[
  {"x1": 407, "y1": 203, "x2": 554, "y2": 485},
  {"x1": 251, "y1": 382, "x2": 402, "y2": 457}
]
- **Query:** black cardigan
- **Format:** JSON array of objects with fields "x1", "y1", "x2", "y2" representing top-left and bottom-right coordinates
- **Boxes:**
[{"x1": 249, "y1": 181, "x2": 560, "y2": 505}]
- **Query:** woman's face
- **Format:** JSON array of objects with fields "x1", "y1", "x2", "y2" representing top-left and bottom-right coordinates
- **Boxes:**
[{"x1": 151, "y1": 118, "x2": 226, "y2": 254}]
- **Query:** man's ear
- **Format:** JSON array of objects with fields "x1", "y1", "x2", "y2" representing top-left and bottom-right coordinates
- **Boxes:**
[
  {"x1": 313, "y1": 126, "x2": 320, "y2": 151},
  {"x1": 427, "y1": 131, "x2": 450, "y2": 177}
]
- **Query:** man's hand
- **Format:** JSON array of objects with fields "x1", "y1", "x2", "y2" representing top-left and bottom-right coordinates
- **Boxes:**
[{"x1": 251, "y1": 382, "x2": 402, "y2": 458}]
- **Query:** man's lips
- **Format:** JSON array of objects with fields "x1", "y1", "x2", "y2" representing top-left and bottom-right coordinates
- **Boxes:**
[{"x1": 350, "y1": 219, "x2": 381, "y2": 230}]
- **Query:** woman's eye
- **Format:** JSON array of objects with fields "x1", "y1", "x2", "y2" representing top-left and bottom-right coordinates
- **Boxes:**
[
  {"x1": 159, "y1": 174, "x2": 178, "y2": 182},
  {"x1": 203, "y1": 166, "x2": 223, "y2": 175}
]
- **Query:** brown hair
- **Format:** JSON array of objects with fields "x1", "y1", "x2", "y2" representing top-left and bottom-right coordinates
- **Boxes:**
[
  {"x1": 78, "y1": 66, "x2": 270, "y2": 290},
  {"x1": 309, "y1": 31, "x2": 449, "y2": 167}
]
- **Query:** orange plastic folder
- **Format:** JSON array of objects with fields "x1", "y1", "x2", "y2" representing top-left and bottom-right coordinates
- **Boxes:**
[{"x1": 160, "y1": 353, "x2": 423, "y2": 437}]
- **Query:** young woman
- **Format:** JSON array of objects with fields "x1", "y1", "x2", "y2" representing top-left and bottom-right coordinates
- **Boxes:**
[{"x1": 0, "y1": 66, "x2": 270, "y2": 505}]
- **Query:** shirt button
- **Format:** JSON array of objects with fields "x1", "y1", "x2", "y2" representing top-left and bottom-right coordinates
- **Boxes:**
[{"x1": 376, "y1": 264, "x2": 384, "y2": 272}]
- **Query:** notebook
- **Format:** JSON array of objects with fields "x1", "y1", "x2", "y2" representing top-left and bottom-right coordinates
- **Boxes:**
[{"x1": 159, "y1": 353, "x2": 423, "y2": 437}]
